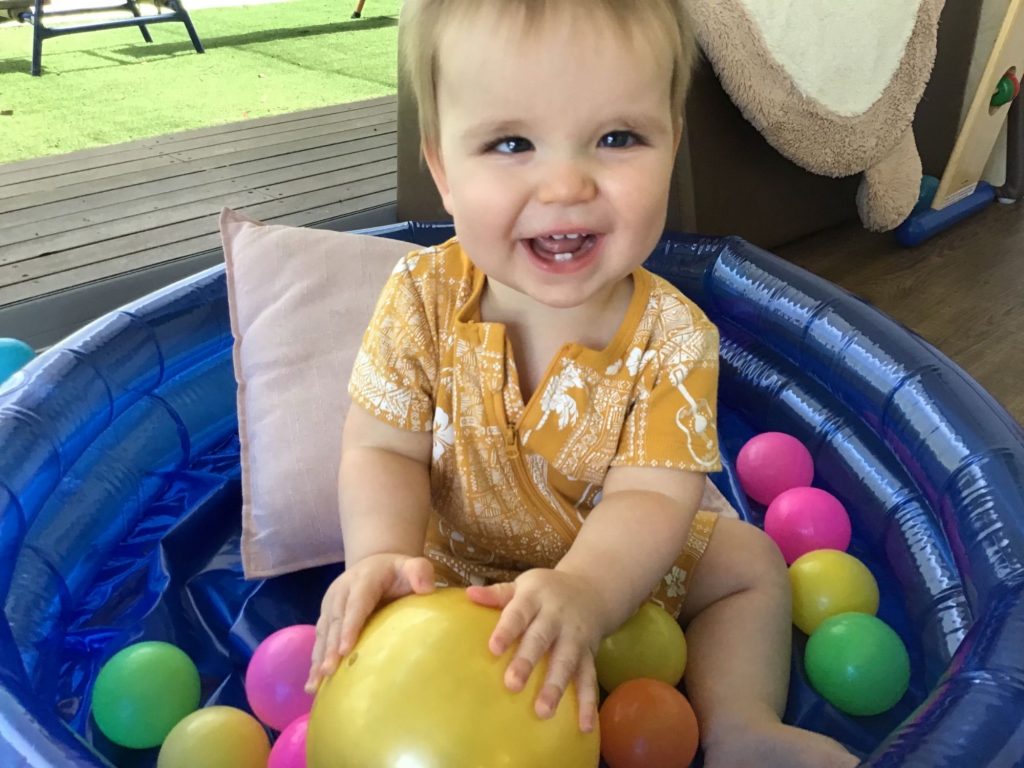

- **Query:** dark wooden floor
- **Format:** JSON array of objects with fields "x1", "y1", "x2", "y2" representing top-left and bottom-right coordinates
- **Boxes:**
[
  {"x1": 776, "y1": 201, "x2": 1024, "y2": 425},
  {"x1": 0, "y1": 96, "x2": 398, "y2": 346}
]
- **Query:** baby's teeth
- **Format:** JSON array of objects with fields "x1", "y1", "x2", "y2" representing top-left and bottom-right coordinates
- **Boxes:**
[
  {"x1": 550, "y1": 234, "x2": 565, "y2": 240},
  {"x1": 554, "y1": 252, "x2": 573, "y2": 262},
  {"x1": 565, "y1": 233, "x2": 581, "y2": 240}
]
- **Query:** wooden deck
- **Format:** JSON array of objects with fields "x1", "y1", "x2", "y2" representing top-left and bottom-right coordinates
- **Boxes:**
[
  {"x1": 1, "y1": 95, "x2": 1020, "y2": 425},
  {"x1": 0, "y1": 95, "x2": 399, "y2": 347}
]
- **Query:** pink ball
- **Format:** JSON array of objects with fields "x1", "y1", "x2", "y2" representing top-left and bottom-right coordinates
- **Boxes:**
[
  {"x1": 245, "y1": 624, "x2": 317, "y2": 731},
  {"x1": 268, "y1": 714, "x2": 309, "y2": 768},
  {"x1": 736, "y1": 432, "x2": 814, "y2": 505},
  {"x1": 764, "y1": 487, "x2": 852, "y2": 564}
]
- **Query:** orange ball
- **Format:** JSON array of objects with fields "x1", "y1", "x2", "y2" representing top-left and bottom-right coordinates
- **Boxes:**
[{"x1": 599, "y1": 678, "x2": 699, "y2": 768}]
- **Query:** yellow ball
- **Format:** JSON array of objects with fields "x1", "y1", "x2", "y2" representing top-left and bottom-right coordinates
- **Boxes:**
[
  {"x1": 789, "y1": 549, "x2": 880, "y2": 635},
  {"x1": 307, "y1": 588, "x2": 600, "y2": 768},
  {"x1": 596, "y1": 602, "x2": 687, "y2": 693},
  {"x1": 156, "y1": 706, "x2": 270, "y2": 768}
]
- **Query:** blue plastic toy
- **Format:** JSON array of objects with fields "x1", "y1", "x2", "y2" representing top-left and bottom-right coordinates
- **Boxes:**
[{"x1": 895, "y1": 180, "x2": 998, "y2": 247}]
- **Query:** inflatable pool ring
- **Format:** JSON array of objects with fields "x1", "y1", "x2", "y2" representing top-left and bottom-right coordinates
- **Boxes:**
[{"x1": 1, "y1": 223, "x2": 1022, "y2": 766}]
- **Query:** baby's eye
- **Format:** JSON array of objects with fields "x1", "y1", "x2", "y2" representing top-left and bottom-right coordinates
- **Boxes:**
[
  {"x1": 487, "y1": 136, "x2": 534, "y2": 154},
  {"x1": 599, "y1": 130, "x2": 643, "y2": 149}
]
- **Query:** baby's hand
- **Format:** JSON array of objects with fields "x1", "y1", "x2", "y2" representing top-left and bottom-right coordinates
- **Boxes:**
[
  {"x1": 305, "y1": 553, "x2": 435, "y2": 693},
  {"x1": 466, "y1": 569, "x2": 605, "y2": 733}
]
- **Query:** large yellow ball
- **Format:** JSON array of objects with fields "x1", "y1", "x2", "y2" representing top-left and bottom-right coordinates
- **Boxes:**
[
  {"x1": 789, "y1": 549, "x2": 880, "y2": 635},
  {"x1": 307, "y1": 588, "x2": 600, "y2": 768}
]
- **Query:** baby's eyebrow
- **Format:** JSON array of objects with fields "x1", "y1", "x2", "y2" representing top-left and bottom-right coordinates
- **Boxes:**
[
  {"x1": 608, "y1": 113, "x2": 670, "y2": 134},
  {"x1": 462, "y1": 120, "x2": 529, "y2": 142}
]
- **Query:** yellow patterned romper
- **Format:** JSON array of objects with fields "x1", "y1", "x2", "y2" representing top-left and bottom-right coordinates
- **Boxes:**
[{"x1": 348, "y1": 238, "x2": 722, "y2": 618}]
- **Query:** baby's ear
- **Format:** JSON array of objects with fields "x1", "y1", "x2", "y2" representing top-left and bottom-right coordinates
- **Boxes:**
[{"x1": 422, "y1": 140, "x2": 454, "y2": 216}]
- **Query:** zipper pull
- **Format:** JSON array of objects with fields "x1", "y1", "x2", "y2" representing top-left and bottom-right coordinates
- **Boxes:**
[{"x1": 504, "y1": 429, "x2": 519, "y2": 460}]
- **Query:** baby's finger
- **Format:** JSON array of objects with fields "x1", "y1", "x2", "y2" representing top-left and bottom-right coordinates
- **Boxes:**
[
  {"x1": 502, "y1": 613, "x2": 554, "y2": 692},
  {"x1": 401, "y1": 557, "x2": 437, "y2": 595},
  {"x1": 573, "y1": 656, "x2": 599, "y2": 733},
  {"x1": 534, "y1": 637, "x2": 582, "y2": 720},
  {"x1": 466, "y1": 581, "x2": 515, "y2": 610},
  {"x1": 305, "y1": 620, "x2": 330, "y2": 692},
  {"x1": 488, "y1": 588, "x2": 536, "y2": 656},
  {"x1": 320, "y1": 589, "x2": 351, "y2": 675},
  {"x1": 335, "y1": 581, "x2": 383, "y2": 657}
]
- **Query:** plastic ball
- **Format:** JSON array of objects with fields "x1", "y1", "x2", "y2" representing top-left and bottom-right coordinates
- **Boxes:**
[
  {"x1": 269, "y1": 714, "x2": 309, "y2": 768},
  {"x1": 992, "y1": 75, "x2": 1016, "y2": 107},
  {"x1": 307, "y1": 589, "x2": 599, "y2": 768},
  {"x1": 804, "y1": 613, "x2": 910, "y2": 716},
  {"x1": 599, "y1": 678, "x2": 699, "y2": 768},
  {"x1": 157, "y1": 706, "x2": 271, "y2": 768},
  {"x1": 91, "y1": 641, "x2": 201, "y2": 749},
  {"x1": 789, "y1": 549, "x2": 879, "y2": 635},
  {"x1": 736, "y1": 432, "x2": 814, "y2": 505},
  {"x1": 0, "y1": 338, "x2": 34, "y2": 385},
  {"x1": 596, "y1": 602, "x2": 687, "y2": 693},
  {"x1": 245, "y1": 624, "x2": 317, "y2": 731},
  {"x1": 765, "y1": 487, "x2": 852, "y2": 564}
]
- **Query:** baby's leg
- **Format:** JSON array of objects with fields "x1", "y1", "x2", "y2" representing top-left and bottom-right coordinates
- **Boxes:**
[{"x1": 678, "y1": 518, "x2": 859, "y2": 768}]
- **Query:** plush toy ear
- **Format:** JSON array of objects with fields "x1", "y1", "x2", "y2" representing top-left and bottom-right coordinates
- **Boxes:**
[
  {"x1": 857, "y1": 130, "x2": 924, "y2": 232},
  {"x1": 684, "y1": 0, "x2": 942, "y2": 232}
]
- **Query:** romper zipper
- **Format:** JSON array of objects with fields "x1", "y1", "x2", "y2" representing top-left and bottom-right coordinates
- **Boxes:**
[{"x1": 503, "y1": 428, "x2": 579, "y2": 549}]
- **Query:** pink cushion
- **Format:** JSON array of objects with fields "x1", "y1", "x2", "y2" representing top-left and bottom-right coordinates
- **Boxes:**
[{"x1": 220, "y1": 208, "x2": 416, "y2": 578}]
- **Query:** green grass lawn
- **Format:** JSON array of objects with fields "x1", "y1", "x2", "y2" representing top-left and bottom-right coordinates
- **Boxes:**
[{"x1": 0, "y1": 0, "x2": 401, "y2": 163}]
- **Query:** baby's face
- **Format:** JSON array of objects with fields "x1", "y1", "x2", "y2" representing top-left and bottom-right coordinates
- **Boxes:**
[{"x1": 424, "y1": 6, "x2": 680, "y2": 314}]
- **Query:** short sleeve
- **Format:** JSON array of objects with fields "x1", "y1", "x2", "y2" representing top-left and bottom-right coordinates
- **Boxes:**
[
  {"x1": 613, "y1": 321, "x2": 721, "y2": 472},
  {"x1": 348, "y1": 254, "x2": 437, "y2": 431}
]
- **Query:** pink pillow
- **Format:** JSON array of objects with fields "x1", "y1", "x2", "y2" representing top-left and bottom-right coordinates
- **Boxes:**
[{"x1": 220, "y1": 208, "x2": 416, "y2": 578}]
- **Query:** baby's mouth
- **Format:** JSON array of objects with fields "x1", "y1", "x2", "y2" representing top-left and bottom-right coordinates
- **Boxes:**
[{"x1": 528, "y1": 233, "x2": 598, "y2": 263}]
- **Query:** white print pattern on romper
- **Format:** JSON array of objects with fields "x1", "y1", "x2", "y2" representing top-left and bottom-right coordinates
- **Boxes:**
[
  {"x1": 535, "y1": 360, "x2": 586, "y2": 432},
  {"x1": 432, "y1": 406, "x2": 455, "y2": 462}
]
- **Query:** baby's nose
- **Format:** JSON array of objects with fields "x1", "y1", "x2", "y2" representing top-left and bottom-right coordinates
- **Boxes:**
[{"x1": 536, "y1": 160, "x2": 597, "y2": 205}]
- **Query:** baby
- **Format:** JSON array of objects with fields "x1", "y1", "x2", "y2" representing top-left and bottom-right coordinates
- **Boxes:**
[{"x1": 306, "y1": 2, "x2": 858, "y2": 766}]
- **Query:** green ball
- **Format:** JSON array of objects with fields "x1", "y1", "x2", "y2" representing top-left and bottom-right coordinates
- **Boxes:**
[
  {"x1": 804, "y1": 613, "x2": 910, "y2": 716},
  {"x1": 992, "y1": 76, "x2": 1016, "y2": 108},
  {"x1": 91, "y1": 641, "x2": 201, "y2": 748}
]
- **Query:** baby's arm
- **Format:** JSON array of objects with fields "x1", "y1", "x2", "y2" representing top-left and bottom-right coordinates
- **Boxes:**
[
  {"x1": 305, "y1": 403, "x2": 434, "y2": 692},
  {"x1": 467, "y1": 464, "x2": 705, "y2": 730}
]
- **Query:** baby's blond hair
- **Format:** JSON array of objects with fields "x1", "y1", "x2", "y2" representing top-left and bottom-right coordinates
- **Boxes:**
[{"x1": 401, "y1": 0, "x2": 697, "y2": 151}]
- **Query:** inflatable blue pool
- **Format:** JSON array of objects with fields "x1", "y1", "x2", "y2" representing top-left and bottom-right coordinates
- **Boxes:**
[{"x1": 1, "y1": 223, "x2": 1023, "y2": 767}]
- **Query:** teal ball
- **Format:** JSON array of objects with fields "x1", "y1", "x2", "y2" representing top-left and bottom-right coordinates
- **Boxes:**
[{"x1": 0, "y1": 338, "x2": 34, "y2": 384}]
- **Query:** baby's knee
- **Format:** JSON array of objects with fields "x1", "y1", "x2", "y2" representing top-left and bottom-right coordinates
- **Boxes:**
[
  {"x1": 677, "y1": 517, "x2": 791, "y2": 624},
  {"x1": 720, "y1": 518, "x2": 789, "y2": 595}
]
